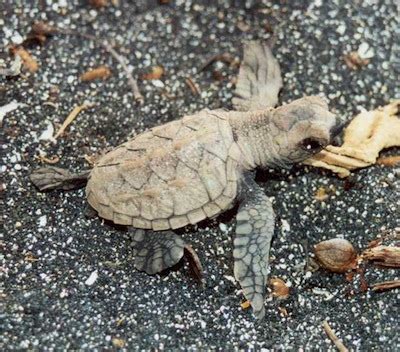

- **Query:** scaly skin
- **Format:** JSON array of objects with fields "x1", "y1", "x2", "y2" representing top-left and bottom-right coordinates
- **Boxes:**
[{"x1": 229, "y1": 96, "x2": 340, "y2": 169}]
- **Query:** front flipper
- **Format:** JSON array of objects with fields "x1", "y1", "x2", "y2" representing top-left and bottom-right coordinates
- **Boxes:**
[
  {"x1": 232, "y1": 40, "x2": 283, "y2": 111},
  {"x1": 234, "y1": 173, "x2": 275, "y2": 320},
  {"x1": 130, "y1": 229, "x2": 203, "y2": 280}
]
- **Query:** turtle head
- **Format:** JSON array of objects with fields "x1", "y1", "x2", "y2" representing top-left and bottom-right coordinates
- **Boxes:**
[{"x1": 270, "y1": 96, "x2": 343, "y2": 167}]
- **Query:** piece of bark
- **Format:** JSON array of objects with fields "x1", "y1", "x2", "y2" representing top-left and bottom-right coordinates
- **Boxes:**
[{"x1": 362, "y1": 246, "x2": 400, "y2": 268}]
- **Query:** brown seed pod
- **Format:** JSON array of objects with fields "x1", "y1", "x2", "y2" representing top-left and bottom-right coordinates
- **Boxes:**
[
  {"x1": 269, "y1": 277, "x2": 290, "y2": 299},
  {"x1": 314, "y1": 238, "x2": 358, "y2": 273}
]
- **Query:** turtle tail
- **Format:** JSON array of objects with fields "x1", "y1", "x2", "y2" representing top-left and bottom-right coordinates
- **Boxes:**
[{"x1": 30, "y1": 166, "x2": 90, "y2": 192}]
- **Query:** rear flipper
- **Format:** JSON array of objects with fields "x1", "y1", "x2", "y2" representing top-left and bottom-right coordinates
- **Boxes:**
[
  {"x1": 129, "y1": 229, "x2": 204, "y2": 282},
  {"x1": 233, "y1": 39, "x2": 283, "y2": 111},
  {"x1": 30, "y1": 166, "x2": 90, "y2": 191}
]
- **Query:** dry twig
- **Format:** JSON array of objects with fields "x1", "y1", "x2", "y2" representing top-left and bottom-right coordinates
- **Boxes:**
[
  {"x1": 54, "y1": 103, "x2": 92, "y2": 139},
  {"x1": 322, "y1": 320, "x2": 349, "y2": 352},
  {"x1": 371, "y1": 280, "x2": 400, "y2": 292},
  {"x1": 185, "y1": 77, "x2": 201, "y2": 95},
  {"x1": 36, "y1": 155, "x2": 60, "y2": 164}
]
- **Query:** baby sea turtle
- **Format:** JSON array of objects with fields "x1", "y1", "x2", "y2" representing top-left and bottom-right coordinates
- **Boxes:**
[{"x1": 31, "y1": 41, "x2": 343, "y2": 319}]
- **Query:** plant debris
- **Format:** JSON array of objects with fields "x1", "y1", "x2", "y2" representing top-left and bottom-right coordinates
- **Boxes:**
[
  {"x1": 200, "y1": 52, "x2": 239, "y2": 72},
  {"x1": 314, "y1": 238, "x2": 358, "y2": 273},
  {"x1": 343, "y1": 52, "x2": 369, "y2": 70},
  {"x1": 140, "y1": 66, "x2": 164, "y2": 80},
  {"x1": 0, "y1": 55, "x2": 22, "y2": 76},
  {"x1": 240, "y1": 300, "x2": 251, "y2": 309},
  {"x1": 9, "y1": 46, "x2": 39, "y2": 73},
  {"x1": 80, "y1": 66, "x2": 112, "y2": 81},
  {"x1": 376, "y1": 155, "x2": 400, "y2": 166},
  {"x1": 22, "y1": 21, "x2": 55, "y2": 46},
  {"x1": 314, "y1": 186, "x2": 329, "y2": 201},
  {"x1": 371, "y1": 280, "x2": 400, "y2": 292},
  {"x1": 362, "y1": 246, "x2": 400, "y2": 268},
  {"x1": 304, "y1": 101, "x2": 400, "y2": 177},
  {"x1": 36, "y1": 154, "x2": 60, "y2": 164},
  {"x1": 111, "y1": 337, "x2": 126, "y2": 348},
  {"x1": 89, "y1": 0, "x2": 109, "y2": 8},
  {"x1": 54, "y1": 103, "x2": 93, "y2": 139},
  {"x1": 269, "y1": 277, "x2": 290, "y2": 299},
  {"x1": 24, "y1": 22, "x2": 144, "y2": 104},
  {"x1": 185, "y1": 77, "x2": 201, "y2": 95},
  {"x1": 322, "y1": 320, "x2": 349, "y2": 352},
  {"x1": 277, "y1": 306, "x2": 288, "y2": 317}
]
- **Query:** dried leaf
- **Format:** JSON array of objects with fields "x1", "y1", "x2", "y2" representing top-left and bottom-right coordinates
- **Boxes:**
[
  {"x1": 140, "y1": 66, "x2": 164, "y2": 80},
  {"x1": 80, "y1": 66, "x2": 111, "y2": 81},
  {"x1": 371, "y1": 280, "x2": 400, "y2": 292},
  {"x1": 10, "y1": 46, "x2": 39, "y2": 73},
  {"x1": 269, "y1": 277, "x2": 290, "y2": 299},
  {"x1": 304, "y1": 101, "x2": 400, "y2": 177},
  {"x1": 362, "y1": 245, "x2": 400, "y2": 268}
]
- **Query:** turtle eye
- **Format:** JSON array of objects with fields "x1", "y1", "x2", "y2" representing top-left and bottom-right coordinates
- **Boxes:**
[{"x1": 300, "y1": 138, "x2": 323, "y2": 151}]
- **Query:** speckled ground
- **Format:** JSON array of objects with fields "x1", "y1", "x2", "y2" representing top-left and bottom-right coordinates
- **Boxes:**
[{"x1": 1, "y1": 0, "x2": 400, "y2": 350}]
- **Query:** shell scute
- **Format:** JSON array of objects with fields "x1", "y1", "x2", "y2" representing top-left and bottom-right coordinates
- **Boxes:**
[{"x1": 86, "y1": 111, "x2": 240, "y2": 230}]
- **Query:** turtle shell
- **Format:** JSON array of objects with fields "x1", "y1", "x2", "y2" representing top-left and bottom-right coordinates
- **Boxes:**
[{"x1": 86, "y1": 109, "x2": 242, "y2": 231}]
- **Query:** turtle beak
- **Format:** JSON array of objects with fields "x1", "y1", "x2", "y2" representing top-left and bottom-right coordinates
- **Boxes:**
[{"x1": 329, "y1": 119, "x2": 348, "y2": 139}]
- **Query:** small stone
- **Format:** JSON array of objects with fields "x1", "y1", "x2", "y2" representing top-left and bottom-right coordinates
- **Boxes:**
[
  {"x1": 357, "y1": 42, "x2": 375, "y2": 59},
  {"x1": 84, "y1": 270, "x2": 98, "y2": 285}
]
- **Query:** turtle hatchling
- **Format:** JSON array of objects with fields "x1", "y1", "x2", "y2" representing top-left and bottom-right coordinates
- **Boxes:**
[{"x1": 31, "y1": 41, "x2": 344, "y2": 319}]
